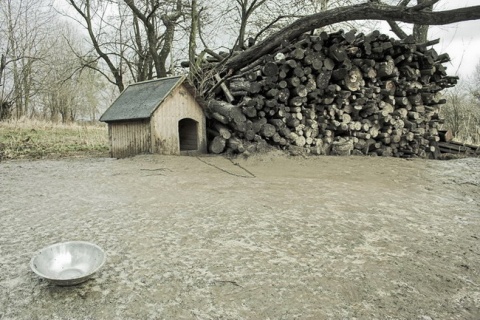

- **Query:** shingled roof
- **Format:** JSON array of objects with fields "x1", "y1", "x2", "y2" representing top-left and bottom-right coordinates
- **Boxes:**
[{"x1": 100, "y1": 75, "x2": 184, "y2": 122}]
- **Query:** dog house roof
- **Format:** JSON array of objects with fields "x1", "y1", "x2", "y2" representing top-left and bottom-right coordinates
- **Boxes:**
[{"x1": 100, "y1": 75, "x2": 185, "y2": 122}]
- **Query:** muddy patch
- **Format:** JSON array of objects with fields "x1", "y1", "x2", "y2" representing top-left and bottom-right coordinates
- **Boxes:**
[{"x1": 0, "y1": 154, "x2": 479, "y2": 319}]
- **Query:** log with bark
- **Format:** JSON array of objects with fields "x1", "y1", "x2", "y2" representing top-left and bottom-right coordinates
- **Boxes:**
[{"x1": 204, "y1": 29, "x2": 460, "y2": 158}]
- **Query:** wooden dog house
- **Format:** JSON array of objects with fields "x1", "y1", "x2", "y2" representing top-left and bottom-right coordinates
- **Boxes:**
[{"x1": 100, "y1": 76, "x2": 207, "y2": 158}]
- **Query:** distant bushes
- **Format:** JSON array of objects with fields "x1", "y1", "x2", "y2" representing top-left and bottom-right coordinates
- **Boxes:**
[
  {"x1": 0, "y1": 119, "x2": 109, "y2": 160},
  {"x1": 440, "y1": 80, "x2": 480, "y2": 146}
]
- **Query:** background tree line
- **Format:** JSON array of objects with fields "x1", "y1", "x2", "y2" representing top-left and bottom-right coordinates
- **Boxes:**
[
  {"x1": 0, "y1": 0, "x2": 479, "y2": 143},
  {"x1": 0, "y1": 0, "x2": 105, "y2": 122}
]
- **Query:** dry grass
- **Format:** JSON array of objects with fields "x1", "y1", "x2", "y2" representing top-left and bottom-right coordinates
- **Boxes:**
[{"x1": 0, "y1": 119, "x2": 109, "y2": 160}]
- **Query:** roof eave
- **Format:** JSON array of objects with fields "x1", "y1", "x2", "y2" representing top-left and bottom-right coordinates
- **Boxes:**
[{"x1": 100, "y1": 116, "x2": 150, "y2": 123}]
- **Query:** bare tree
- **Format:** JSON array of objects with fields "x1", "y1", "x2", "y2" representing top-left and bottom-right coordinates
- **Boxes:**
[
  {"x1": 67, "y1": 0, "x2": 126, "y2": 92},
  {"x1": 187, "y1": 0, "x2": 203, "y2": 77},
  {"x1": 123, "y1": 0, "x2": 183, "y2": 78},
  {"x1": 384, "y1": 0, "x2": 436, "y2": 42},
  {"x1": 131, "y1": 4, "x2": 153, "y2": 82},
  {"x1": 472, "y1": 61, "x2": 480, "y2": 103},
  {"x1": 0, "y1": 53, "x2": 11, "y2": 120},
  {"x1": 0, "y1": 0, "x2": 53, "y2": 118},
  {"x1": 38, "y1": 22, "x2": 105, "y2": 122},
  {"x1": 233, "y1": 0, "x2": 269, "y2": 50},
  {"x1": 441, "y1": 80, "x2": 480, "y2": 144},
  {"x1": 65, "y1": 0, "x2": 185, "y2": 89}
]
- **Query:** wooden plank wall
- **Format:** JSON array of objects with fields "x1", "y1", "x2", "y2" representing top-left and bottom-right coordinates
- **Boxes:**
[
  {"x1": 151, "y1": 84, "x2": 207, "y2": 154},
  {"x1": 109, "y1": 120, "x2": 151, "y2": 158}
]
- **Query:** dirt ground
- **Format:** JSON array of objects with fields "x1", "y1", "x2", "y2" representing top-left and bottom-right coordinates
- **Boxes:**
[{"x1": 0, "y1": 153, "x2": 479, "y2": 320}]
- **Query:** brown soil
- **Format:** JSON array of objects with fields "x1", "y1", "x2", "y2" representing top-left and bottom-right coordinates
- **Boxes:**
[{"x1": 0, "y1": 153, "x2": 479, "y2": 319}]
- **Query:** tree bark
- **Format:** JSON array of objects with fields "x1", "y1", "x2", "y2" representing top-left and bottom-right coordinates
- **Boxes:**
[
  {"x1": 235, "y1": 0, "x2": 269, "y2": 50},
  {"x1": 189, "y1": 0, "x2": 199, "y2": 75},
  {"x1": 158, "y1": 2, "x2": 182, "y2": 77},
  {"x1": 124, "y1": 0, "x2": 182, "y2": 78}
]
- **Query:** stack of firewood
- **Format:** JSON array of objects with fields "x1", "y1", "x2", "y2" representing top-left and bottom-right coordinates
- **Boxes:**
[{"x1": 205, "y1": 29, "x2": 458, "y2": 158}]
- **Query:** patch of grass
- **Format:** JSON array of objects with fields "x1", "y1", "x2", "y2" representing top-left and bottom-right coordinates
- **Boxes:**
[{"x1": 0, "y1": 120, "x2": 109, "y2": 160}]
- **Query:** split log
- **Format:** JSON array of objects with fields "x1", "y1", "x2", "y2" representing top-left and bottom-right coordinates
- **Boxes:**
[
  {"x1": 213, "y1": 122, "x2": 232, "y2": 140},
  {"x1": 209, "y1": 136, "x2": 226, "y2": 154}
]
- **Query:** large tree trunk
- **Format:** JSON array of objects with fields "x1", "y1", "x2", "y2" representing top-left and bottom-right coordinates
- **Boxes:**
[
  {"x1": 124, "y1": 0, "x2": 182, "y2": 79},
  {"x1": 412, "y1": 0, "x2": 434, "y2": 42},
  {"x1": 0, "y1": 54, "x2": 5, "y2": 89},
  {"x1": 222, "y1": 2, "x2": 480, "y2": 73},
  {"x1": 188, "y1": 0, "x2": 199, "y2": 75}
]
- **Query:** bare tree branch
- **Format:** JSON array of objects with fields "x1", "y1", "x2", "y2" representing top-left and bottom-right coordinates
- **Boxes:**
[
  {"x1": 223, "y1": 2, "x2": 480, "y2": 72},
  {"x1": 253, "y1": 15, "x2": 303, "y2": 44},
  {"x1": 0, "y1": 54, "x2": 6, "y2": 87},
  {"x1": 67, "y1": 0, "x2": 124, "y2": 91},
  {"x1": 408, "y1": 0, "x2": 440, "y2": 11},
  {"x1": 235, "y1": 0, "x2": 269, "y2": 50},
  {"x1": 387, "y1": 20, "x2": 409, "y2": 39},
  {"x1": 197, "y1": 7, "x2": 209, "y2": 50},
  {"x1": 397, "y1": 0, "x2": 411, "y2": 6},
  {"x1": 124, "y1": 0, "x2": 182, "y2": 78},
  {"x1": 386, "y1": 0, "x2": 410, "y2": 39},
  {"x1": 62, "y1": 35, "x2": 117, "y2": 86}
]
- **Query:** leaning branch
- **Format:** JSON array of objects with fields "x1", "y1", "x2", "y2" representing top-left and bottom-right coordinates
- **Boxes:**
[
  {"x1": 386, "y1": 0, "x2": 409, "y2": 39},
  {"x1": 222, "y1": 2, "x2": 480, "y2": 72},
  {"x1": 253, "y1": 15, "x2": 304, "y2": 45},
  {"x1": 387, "y1": 20, "x2": 409, "y2": 39}
]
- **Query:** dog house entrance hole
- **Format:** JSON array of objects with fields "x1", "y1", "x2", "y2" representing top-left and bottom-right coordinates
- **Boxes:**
[{"x1": 178, "y1": 118, "x2": 198, "y2": 151}]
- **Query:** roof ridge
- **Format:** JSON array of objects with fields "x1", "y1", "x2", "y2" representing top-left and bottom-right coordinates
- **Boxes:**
[
  {"x1": 128, "y1": 75, "x2": 184, "y2": 87},
  {"x1": 100, "y1": 75, "x2": 187, "y2": 122}
]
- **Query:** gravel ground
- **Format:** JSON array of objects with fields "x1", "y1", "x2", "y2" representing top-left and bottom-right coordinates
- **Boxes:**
[{"x1": 0, "y1": 153, "x2": 479, "y2": 320}]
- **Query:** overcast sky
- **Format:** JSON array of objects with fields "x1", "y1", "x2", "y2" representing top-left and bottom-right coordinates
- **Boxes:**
[
  {"x1": 55, "y1": 0, "x2": 480, "y2": 80},
  {"x1": 375, "y1": 0, "x2": 480, "y2": 79},
  {"x1": 429, "y1": 0, "x2": 480, "y2": 79}
]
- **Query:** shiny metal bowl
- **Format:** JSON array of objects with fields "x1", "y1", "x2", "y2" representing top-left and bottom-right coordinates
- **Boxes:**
[{"x1": 30, "y1": 241, "x2": 106, "y2": 286}]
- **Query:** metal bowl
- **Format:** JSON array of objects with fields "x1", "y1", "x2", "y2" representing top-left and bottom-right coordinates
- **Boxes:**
[{"x1": 30, "y1": 241, "x2": 106, "y2": 286}]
